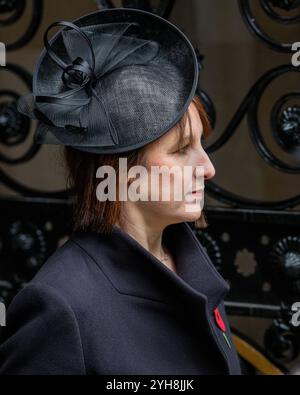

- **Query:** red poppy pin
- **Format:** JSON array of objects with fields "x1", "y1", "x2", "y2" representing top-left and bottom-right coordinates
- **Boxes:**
[
  {"x1": 214, "y1": 307, "x2": 226, "y2": 332},
  {"x1": 214, "y1": 307, "x2": 231, "y2": 349}
]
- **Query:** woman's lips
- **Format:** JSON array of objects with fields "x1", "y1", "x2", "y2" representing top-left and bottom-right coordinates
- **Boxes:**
[{"x1": 191, "y1": 191, "x2": 203, "y2": 197}]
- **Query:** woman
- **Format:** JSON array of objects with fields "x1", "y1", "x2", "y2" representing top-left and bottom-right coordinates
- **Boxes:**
[{"x1": 0, "y1": 8, "x2": 242, "y2": 375}]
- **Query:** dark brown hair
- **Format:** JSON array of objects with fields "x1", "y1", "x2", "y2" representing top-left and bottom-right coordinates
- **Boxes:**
[{"x1": 64, "y1": 95, "x2": 213, "y2": 235}]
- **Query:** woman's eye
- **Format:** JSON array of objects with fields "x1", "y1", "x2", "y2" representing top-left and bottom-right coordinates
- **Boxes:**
[{"x1": 175, "y1": 144, "x2": 189, "y2": 154}]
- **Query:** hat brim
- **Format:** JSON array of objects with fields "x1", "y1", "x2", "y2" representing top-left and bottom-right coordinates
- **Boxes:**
[{"x1": 31, "y1": 8, "x2": 199, "y2": 154}]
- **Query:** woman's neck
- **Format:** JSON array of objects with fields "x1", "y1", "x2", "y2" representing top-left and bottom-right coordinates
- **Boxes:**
[{"x1": 114, "y1": 206, "x2": 176, "y2": 271}]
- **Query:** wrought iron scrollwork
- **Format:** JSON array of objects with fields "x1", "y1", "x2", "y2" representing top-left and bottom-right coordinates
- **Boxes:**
[
  {"x1": 0, "y1": 65, "x2": 69, "y2": 198},
  {"x1": 271, "y1": 93, "x2": 300, "y2": 155},
  {"x1": 247, "y1": 65, "x2": 300, "y2": 174},
  {"x1": 0, "y1": 0, "x2": 26, "y2": 26},
  {"x1": 0, "y1": 92, "x2": 30, "y2": 147},
  {"x1": 203, "y1": 1, "x2": 300, "y2": 210},
  {"x1": 0, "y1": 0, "x2": 43, "y2": 51},
  {"x1": 238, "y1": 0, "x2": 300, "y2": 52},
  {"x1": 0, "y1": 63, "x2": 35, "y2": 164},
  {"x1": 205, "y1": 65, "x2": 300, "y2": 208},
  {"x1": 262, "y1": 0, "x2": 300, "y2": 22}
]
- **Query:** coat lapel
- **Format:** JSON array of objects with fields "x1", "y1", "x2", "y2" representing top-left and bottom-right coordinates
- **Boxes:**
[{"x1": 71, "y1": 222, "x2": 230, "y2": 314}]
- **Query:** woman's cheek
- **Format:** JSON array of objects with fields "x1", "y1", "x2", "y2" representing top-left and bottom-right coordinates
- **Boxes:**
[{"x1": 139, "y1": 153, "x2": 189, "y2": 203}]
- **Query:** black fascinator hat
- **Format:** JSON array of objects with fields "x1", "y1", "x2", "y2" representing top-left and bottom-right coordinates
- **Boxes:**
[{"x1": 17, "y1": 8, "x2": 199, "y2": 154}]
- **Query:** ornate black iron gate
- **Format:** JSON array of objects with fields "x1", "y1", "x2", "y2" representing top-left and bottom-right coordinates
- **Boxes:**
[{"x1": 0, "y1": 0, "x2": 299, "y2": 371}]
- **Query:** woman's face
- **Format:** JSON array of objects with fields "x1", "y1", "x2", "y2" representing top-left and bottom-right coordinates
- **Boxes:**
[{"x1": 128, "y1": 101, "x2": 216, "y2": 227}]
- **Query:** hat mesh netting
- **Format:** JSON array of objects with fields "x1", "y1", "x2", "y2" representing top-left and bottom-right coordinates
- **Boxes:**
[{"x1": 17, "y1": 8, "x2": 199, "y2": 154}]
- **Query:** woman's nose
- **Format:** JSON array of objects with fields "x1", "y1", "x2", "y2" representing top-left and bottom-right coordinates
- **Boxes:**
[
  {"x1": 204, "y1": 154, "x2": 216, "y2": 180},
  {"x1": 194, "y1": 150, "x2": 216, "y2": 181}
]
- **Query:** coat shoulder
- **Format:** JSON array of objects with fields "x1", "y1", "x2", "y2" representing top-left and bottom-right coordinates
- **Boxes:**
[{"x1": 27, "y1": 235, "x2": 114, "y2": 312}]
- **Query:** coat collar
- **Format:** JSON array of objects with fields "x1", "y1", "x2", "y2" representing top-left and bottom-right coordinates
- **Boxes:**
[{"x1": 71, "y1": 222, "x2": 230, "y2": 314}]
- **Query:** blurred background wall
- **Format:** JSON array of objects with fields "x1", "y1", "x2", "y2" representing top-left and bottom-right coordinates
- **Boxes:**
[{"x1": 1, "y1": 0, "x2": 300, "y2": 372}]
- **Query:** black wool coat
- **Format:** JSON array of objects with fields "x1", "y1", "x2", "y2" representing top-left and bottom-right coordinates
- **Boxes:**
[{"x1": 0, "y1": 221, "x2": 242, "y2": 375}]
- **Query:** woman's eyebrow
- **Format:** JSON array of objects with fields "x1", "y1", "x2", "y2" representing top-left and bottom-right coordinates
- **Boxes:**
[
  {"x1": 171, "y1": 127, "x2": 204, "y2": 150},
  {"x1": 181, "y1": 128, "x2": 204, "y2": 144},
  {"x1": 170, "y1": 135, "x2": 190, "y2": 150}
]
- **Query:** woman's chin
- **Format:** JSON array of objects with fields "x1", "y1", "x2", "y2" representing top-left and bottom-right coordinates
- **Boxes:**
[
  {"x1": 176, "y1": 206, "x2": 202, "y2": 222},
  {"x1": 183, "y1": 212, "x2": 202, "y2": 222}
]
